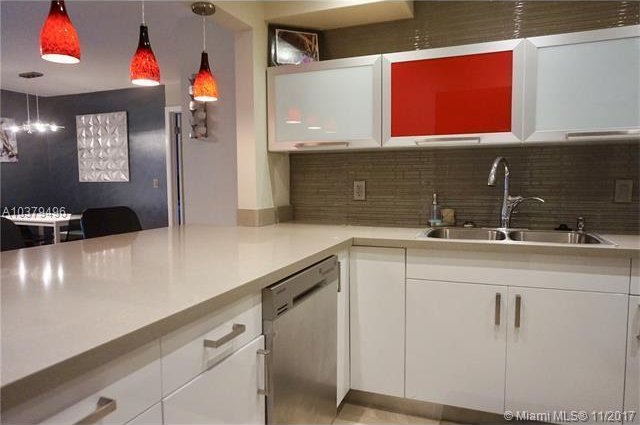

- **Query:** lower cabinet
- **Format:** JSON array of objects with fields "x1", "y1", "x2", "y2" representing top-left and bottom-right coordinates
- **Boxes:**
[
  {"x1": 163, "y1": 336, "x2": 266, "y2": 424},
  {"x1": 337, "y1": 249, "x2": 351, "y2": 406},
  {"x1": 505, "y1": 287, "x2": 628, "y2": 416},
  {"x1": 625, "y1": 296, "x2": 640, "y2": 422},
  {"x1": 350, "y1": 246, "x2": 406, "y2": 397},
  {"x1": 406, "y1": 280, "x2": 507, "y2": 414}
]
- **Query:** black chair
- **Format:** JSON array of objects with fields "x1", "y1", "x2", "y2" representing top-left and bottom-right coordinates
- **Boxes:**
[
  {"x1": 80, "y1": 207, "x2": 142, "y2": 239},
  {"x1": 1, "y1": 217, "x2": 26, "y2": 251}
]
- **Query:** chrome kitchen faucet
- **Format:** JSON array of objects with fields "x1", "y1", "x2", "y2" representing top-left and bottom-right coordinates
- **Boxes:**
[{"x1": 487, "y1": 157, "x2": 545, "y2": 229}]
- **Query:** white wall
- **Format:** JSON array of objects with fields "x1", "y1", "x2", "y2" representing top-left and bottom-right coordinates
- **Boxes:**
[{"x1": 178, "y1": 17, "x2": 238, "y2": 225}]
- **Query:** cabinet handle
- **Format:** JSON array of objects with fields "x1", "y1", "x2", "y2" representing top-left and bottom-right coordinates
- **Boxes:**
[
  {"x1": 294, "y1": 141, "x2": 350, "y2": 148},
  {"x1": 257, "y1": 349, "x2": 271, "y2": 396},
  {"x1": 203, "y1": 323, "x2": 246, "y2": 348},
  {"x1": 414, "y1": 137, "x2": 480, "y2": 145},
  {"x1": 514, "y1": 295, "x2": 522, "y2": 329},
  {"x1": 495, "y1": 293, "x2": 502, "y2": 326},
  {"x1": 73, "y1": 397, "x2": 116, "y2": 425},
  {"x1": 566, "y1": 130, "x2": 640, "y2": 141}
]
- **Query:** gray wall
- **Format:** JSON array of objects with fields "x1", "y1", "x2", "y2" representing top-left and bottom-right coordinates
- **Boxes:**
[
  {"x1": 0, "y1": 86, "x2": 168, "y2": 229},
  {"x1": 289, "y1": 1, "x2": 640, "y2": 234}
]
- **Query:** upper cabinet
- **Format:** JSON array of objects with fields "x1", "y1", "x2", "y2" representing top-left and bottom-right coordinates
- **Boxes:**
[
  {"x1": 382, "y1": 39, "x2": 525, "y2": 148},
  {"x1": 267, "y1": 55, "x2": 382, "y2": 152},
  {"x1": 524, "y1": 25, "x2": 640, "y2": 143}
]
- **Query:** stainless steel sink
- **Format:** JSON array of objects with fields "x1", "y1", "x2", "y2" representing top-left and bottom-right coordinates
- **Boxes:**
[
  {"x1": 507, "y1": 230, "x2": 614, "y2": 245},
  {"x1": 423, "y1": 227, "x2": 507, "y2": 241}
]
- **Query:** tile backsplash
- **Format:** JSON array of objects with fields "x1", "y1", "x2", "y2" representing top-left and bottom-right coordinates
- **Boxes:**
[{"x1": 290, "y1": 143, "x2": 639, "y2": 234}]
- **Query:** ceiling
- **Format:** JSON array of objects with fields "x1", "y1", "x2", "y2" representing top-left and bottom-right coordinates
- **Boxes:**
[{"x1": 0, "y1": 1, "x2": 194, "y2": 97}]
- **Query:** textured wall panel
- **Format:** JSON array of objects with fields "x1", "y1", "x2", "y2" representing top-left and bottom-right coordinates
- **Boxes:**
[
  {"x1": 76, "y1": 111, "x2": 129, "y2": 182},
  {"x1": 290, "y1": 143, "x2": 640, "y2": 234}
]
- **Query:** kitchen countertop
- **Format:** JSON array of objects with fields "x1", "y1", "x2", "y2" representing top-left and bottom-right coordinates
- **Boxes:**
[{"x1": 1, "y1": 223, "x2": 638, "y2": 409}]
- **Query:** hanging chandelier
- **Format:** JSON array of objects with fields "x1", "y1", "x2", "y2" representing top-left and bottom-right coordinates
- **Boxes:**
[
  {"x1": 130, "y1": 0, "x2": 161, "y2": 86},
  {"x1": 6, "y1": 72, "x2": 64, "y2": 134},
  {"x1": 191, "y1": 2, "x2": 218, "y2": 102},
  {"x1": 40, "y1": 0, "x2": 81, "y2": 64}
]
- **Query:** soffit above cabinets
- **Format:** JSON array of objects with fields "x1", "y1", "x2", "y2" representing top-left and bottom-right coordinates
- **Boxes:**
[{"x1": 264, "y1": 1, "x2": 414, "y2": 30}]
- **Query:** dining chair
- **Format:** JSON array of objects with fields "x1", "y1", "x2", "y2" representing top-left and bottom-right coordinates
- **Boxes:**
[
  {"x1": 1, "y1": 217, "x2": 26, "y2": 251},
  {"x1": 80, "y1": 206, "x2": 142, "y2": 239}
]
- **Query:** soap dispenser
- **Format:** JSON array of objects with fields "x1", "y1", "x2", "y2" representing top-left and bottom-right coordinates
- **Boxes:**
[{"x1": 429, "y1": 193, "x2": 443, "y2": 227}]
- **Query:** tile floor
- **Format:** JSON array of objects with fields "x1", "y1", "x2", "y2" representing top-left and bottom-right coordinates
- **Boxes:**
[{"x1": 334, "y1": 403, "x2": 466, "y2": 425}]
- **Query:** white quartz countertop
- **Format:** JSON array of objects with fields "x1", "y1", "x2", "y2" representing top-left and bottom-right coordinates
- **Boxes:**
[{"x1": 2, "y1": 223, "x2": 638, "y2": 399}]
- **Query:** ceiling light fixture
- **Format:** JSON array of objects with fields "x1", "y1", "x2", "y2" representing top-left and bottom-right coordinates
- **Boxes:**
[
  {"x1": 6, "y1": 72, "x2": 64, "y2": 134},
  {"x1": 130, "y1": 1, "x2": 161, "y2": 86},
  {"x1": 40, "y1": 0, "x2": 81, "y2": 64},
  {"x1": 191, "y1": 2, "x2": 218, "y2": 102}
]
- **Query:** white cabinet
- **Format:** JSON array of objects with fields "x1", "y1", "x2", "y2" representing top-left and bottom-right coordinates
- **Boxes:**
[
  {"x1": 337, "y1": 250, "x2": 350, "y2": 406},
  {"x1": 126, "y1": 403, "x2": 162, "y2": 425},
  {"x1": 626, "y1": 296, "x2": 640, "y2": 422},
  {"x1": 505, "y1": 287, "x2": 628, "y2": 417},
  {"x1": 524, "y1": 25, "x2": 640, "y2": 143},
  {"x1": 406, "y1": 280, "x2": 507, "y2": 414},
  {"x1": 349, "y1": 246, "x2": 405, "y2": 397},
  {"x1": 267, "y1": 55, "x2": 382, "y2": 152},
  {"x1": 163, "y1": 336, "x2": 266, "y2": 425}
]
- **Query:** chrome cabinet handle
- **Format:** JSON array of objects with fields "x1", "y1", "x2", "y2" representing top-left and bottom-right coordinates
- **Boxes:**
[
  {"x1": 414, "y1": 136, "x2": 480, "y2": 145},
  {"x1": 514, "y1": 295, "x2": 522, "y2": 329},
  {"x1": 294, "y1": 141, "x2": 349, "y2": 148},
  {"x1": 495, "y1": 293, "x2": 502, "y2": 326},
  {"x1": 73, "y1": 397, "x2": 116, "y2": 425},
  {"x1": 566, "y1": 130, "x2": 640, "y2": 140},
  {"x1": 257, "y1": 349, "x2": 271, "y2": 396},
  {"x1": 203, "y1": 323, "x2": 246, "y2": 348}
]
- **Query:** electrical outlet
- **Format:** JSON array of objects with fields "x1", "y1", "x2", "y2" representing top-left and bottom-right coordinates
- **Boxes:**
[
  {"x1": 353, "y1": 180, "x2": 366, "y2": 201},
  {"x1": 153, "y1": 178, "x2": 160, "y2": 189},
  {"x1": 614, "y1": 179, "x2": 633, "y2": 203}
]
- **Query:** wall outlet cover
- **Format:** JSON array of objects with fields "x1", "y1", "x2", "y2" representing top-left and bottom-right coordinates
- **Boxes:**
[
  {"x1": 614, "y1": 179, "x2": 633, "y2": 203},
  {"x1": 353, "y1": 180, "x2": 366, "y2": 201}
]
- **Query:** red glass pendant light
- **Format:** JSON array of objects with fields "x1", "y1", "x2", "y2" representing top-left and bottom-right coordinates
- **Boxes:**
[
  {"x1": 40, "y1": 0, "x2": 81, "y2": 64},
  {"x1": 191, "y1": 2, "x2": 218, "y2": 102}
]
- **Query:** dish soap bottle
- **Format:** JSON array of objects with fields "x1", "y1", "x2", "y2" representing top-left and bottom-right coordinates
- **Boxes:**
[{"x1": 429, "y1": 193, "x2": 443, "y2": 227}]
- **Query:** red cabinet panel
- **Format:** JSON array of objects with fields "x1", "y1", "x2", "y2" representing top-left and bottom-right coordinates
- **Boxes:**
[{"x1": 391, "y1": 51, "x2": 513, "y2": 137}]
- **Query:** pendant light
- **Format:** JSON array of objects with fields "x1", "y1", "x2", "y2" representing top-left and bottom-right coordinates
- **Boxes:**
[
  {"x1": 191, "y1": 2, "x2": 218, "y2": 102},
  {"x1": 6, "y1": 72, "x2": 64, "y2": 134},
  {"x1": 130, "y1": 1, "x2": 161, "y2": 86},
  {"x1": 40, "y1": 0, "x2": 81, "y2": 64}
]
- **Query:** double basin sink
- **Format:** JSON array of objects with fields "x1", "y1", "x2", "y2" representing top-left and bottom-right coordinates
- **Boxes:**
[{"x1": 420, "y1": 227, "x2": 614, "y2": 245}]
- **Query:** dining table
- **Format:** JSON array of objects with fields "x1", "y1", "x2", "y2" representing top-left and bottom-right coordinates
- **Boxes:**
[{"x1": 3, "y1": 213, "x2": 81, "y2": 244}]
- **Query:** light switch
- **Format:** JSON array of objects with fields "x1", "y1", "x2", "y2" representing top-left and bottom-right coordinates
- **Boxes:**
[
  {"x1": 353, "y1": 181, "x2": 366, "y2": 201},
  {"x1": 614, "y1": 179, "x2": 633, "y2": 203}
]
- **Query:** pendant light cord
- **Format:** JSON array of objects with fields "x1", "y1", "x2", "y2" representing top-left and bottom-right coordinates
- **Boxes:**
[{"x1": 202, "y1": 15, "x2": 206, "y2": 51}]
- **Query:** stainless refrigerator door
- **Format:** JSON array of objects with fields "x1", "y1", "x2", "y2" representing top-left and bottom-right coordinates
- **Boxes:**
[{"x1": 267, "y1": 279, "x2": 337, "y2": 425}]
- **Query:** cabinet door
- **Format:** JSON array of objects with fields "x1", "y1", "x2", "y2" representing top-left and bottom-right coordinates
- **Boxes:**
[
  {"x1": 406, "y1": 280, "x2": 507, "y2": 414},
  {"x1": 350, "y1": 247, "x2": 405, "y2": 397},
  {"x1": 268, "y1": 55, "x2": 382, "y2": 152},
  {"x1": 505, "y1": 287, "x2": 627, "y2": 417},
  {"x1": 625, "y1": 296, "x2": 640, "y2": 422},
  {"x1": 524, "y1": 26, "x2": 640, "y2": 143},
  {"x1": 383, "y1": 39, "x2": 524, "y2": 148},
  {"x1": 337, "y1": 249, "x2": 350, "y2": 406},
  {"x1": 163, "y1": 336, "x2": 266, "y2": 425}
]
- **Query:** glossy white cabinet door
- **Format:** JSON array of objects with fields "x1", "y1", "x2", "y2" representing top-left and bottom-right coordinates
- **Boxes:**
[
  {"x1": 126, "y1": 403, "x2": 162, "y2": 425},
  {"x1": 163, "y1": 336, "x2": 266, "y2": 425},
  {"x1": 406, "y1": 280, "x2": 507, "y2": 414},
  {"x1": 524, "y1": 26, "x2": 640, "y2": 142},
  {"x1": 337, "y1": 249, "x2": 351, "y2": 406},
  {"x1": 267, "y1": 55, "x2": 382, "y2": 152},
  {"x1": 625, "y1": 296, "x2": 640, "y2": 423},
  {"x1": 505, "y1": 287, "x2": 627, "y2": 418},
  {"x1": 350, "y1": 247, "x2": 405, "y2": 397}
]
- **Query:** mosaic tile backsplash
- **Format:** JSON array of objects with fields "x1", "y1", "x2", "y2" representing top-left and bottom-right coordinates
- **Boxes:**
[{"x1": 290, "y1": 143, "x2": 640, "y2": 234}]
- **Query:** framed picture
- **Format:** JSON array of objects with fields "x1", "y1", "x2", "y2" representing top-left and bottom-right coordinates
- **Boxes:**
[
  {"x1": 0, "y1": 118, "x2": 18, "y2": 162},
  {"x1": 271, "y1": 28, "x2": 320, "y2": 66}
]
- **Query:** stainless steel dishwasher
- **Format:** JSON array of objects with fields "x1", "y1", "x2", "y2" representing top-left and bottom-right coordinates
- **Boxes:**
[{"x1": 262, "y1": 255, "x2": 339, "y2": 425}]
